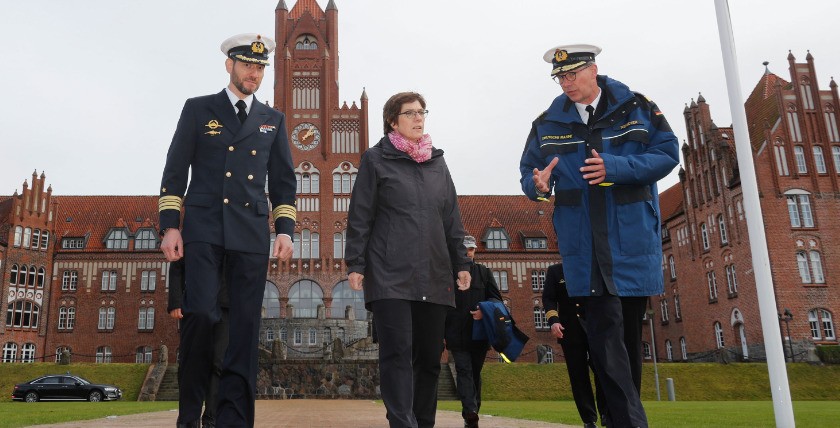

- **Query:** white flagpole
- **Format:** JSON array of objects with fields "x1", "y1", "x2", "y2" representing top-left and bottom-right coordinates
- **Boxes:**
[{"x1": 713, "y1": 1, "x2": 795, "y2": 426}]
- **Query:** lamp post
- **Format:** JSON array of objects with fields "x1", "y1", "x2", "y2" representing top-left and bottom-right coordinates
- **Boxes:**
[
  {"x1": 778, "y1": 309, "x2": 794, "y2": 363},
  {"x1": 646, "y1": 309, "x2": 661, "y2": 401}
]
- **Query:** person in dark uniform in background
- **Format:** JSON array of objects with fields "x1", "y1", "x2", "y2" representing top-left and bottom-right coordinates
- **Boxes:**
[
  {"x1": 542, "y1": 263, "x2": 604, "y2": 428},
  {"x1": 168, "y1": 259, "x2": 229, "y2": 428},
  {"x1": 159, "y1": 33, "x2": 296, "y2": 428},
  {"x1": 519, "y1": 44, "x2": 679, "y2": 428},
  {"x1": 445, "y1": 235, "x2": 503, "y2": 428}
]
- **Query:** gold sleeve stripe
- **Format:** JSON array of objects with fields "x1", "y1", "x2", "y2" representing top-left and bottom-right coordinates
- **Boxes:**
[
  {"x1": 158, "y1": 196, "x2": 183, "y2": 212},
  {"x1": 545, "y1": 310, "x2": 559, "y2": 320},
  {"x1": 272, "y1": 204, "x2": 297, "y2": 221}
]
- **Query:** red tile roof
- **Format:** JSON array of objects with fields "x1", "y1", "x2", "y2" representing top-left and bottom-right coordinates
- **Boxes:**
[
  {"x1": 289, "y1": 0, "x2": 325, "y2": 20},
  {"x1": 458, "y1": 195, "x2": 557, "y2": 252},
  {"x1": 658, "y1": 182, "x2": 684, "y2": 222},
  {"x1": 53, "y1": 196, "x2": 160, "y2": 251}
]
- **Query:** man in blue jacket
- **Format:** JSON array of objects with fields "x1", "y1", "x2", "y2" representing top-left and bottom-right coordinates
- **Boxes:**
[{"x1": 519, "y1": 44, "x2": 679, "y2": 428}]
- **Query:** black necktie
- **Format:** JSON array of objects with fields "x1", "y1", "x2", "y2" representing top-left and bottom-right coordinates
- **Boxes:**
[
  {"x1": 236, "y1": 100, "x2": 248, "y2": 124},
  {"x1": 585, "y1": 105, "x2": 595, "y2": 127}
]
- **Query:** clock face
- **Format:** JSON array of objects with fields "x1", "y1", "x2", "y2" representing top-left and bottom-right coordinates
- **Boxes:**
[{"x1": 291, "y1": 122, "x2": 321, "y2": 151}]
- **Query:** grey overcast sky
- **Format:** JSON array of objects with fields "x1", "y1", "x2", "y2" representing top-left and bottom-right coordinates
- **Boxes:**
[{"x1": 1, "y1": 1, "x2": 837, "y2": 196}]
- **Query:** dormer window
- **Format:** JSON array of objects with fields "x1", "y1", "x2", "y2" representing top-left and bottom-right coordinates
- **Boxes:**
[
  {"x1": 62, "y1": 237, "x2": 86, "y2": 249},
  {"x1": 483, "y1": 228, "x2": 510, "y2": 250},
  {"x1": 105, "y1": 229, "x2": 129, "y2": 249},
  {"x1": 134, "y1": 229, "x2": 158, "y2": 250}
]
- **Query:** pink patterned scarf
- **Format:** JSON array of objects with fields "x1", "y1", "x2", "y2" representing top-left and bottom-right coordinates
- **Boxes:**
[{"x1": 388, "y1": 130, "x2": 433, "y2": 163}]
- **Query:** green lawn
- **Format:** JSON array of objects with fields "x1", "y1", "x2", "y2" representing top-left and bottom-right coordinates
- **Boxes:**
[
  {"x1": 0, "y1": 363, "x2": 149, "y2": 403},
  {"x1": 0, "y1": 402, "x2": 177, "y2": 427}
]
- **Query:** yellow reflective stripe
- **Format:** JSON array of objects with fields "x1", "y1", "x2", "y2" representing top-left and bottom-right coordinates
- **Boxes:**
[
  {"x1": 500, "y1": 353, "x2": 512, "y2": 364},
  {"x1": 272, "y1": 204, "x2": 297, "y2": 221},
  {"x1": 158, "y1": 196, "x2": 183, "y2": 212}
]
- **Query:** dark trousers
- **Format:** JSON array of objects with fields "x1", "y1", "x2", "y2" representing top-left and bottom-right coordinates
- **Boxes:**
[
  {"x1": 202, "y1": 308, "x2": 230, "y2": 425},
  {"x1": 179, "y1": 242, "x2": 266, "y2": 428},
  {"x1": 621, "y1": 297, "x2": 648, "y2": 393},
  {"x1": 371, "y1": 299, "x2": 448, "y2": 428},
  {"x1": 451, "y1": 347, "x2": 487, "y2": 417},
  {"x1": 583, "y1": 295, "x2": 648, "y2": 428},
  {"x1": 558, "y1": 316, "x2": 603, "y2": 425}
]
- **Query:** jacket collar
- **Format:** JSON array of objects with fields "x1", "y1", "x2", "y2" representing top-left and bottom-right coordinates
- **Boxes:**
[{"x1": 545, "y1": 75, "x2": 635, "y2": 125}]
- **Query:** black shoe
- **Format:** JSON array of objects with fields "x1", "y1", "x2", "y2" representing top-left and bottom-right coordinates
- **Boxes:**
[
  {"x1": 584, "y1": 423, "x2": 598, "y2": 428},
  {"x1": 464, "y1": 411, "x2": 479, "y2": 428},
  {"x1": 176, "y1": 421, "x2": 199, "y2": 428}
]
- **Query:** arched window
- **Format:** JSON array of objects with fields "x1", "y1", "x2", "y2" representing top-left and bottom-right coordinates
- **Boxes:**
[
  {"x1": 23, "y1": 227, "x2": 32, "y2": 248},
  {"x1": 794, "y1": 146, "x2": 807, "y2": 173},
  {"x1": 674, "y1": 294, "x2": 682, "y2": 320},
  {"x1": 266, "y1": 328, "x2": 275, "y2": 342},
  {"x1": 700, "y1": 223, "x2": 710, "y2": 250},
  {"x1": 13, "y1": 226, "x2": 22, "y2": 247},
  {"x1": 32, "y1": 229, "x2": 41, "y2": 249},
  {"x1": 308, "y1": 328, "x2": 317, "y2": 345},
  {"x1": 787, "y1": 105, "x2": 802, "y2": 142},
  {"x1": 19, "y1": 343, "x2": 35, "y2": 363},
  {"x1": 707, "y1": 271, "x2": 718, "y2": 300},
  {"x1": 665, "y1": 340, "x2": 673, "y2": 361},
  {"x1": 533, "y1": 307, "x2": 546, "y2": 330},
  {"x1": 294, "y1": 34, "x2": 318, "y2": 50},
  {"x1": 833, "y1": 146, "x2": 840, "y2": 174},
  {"x1": 814, "y1": 146, "x2": 827, "y2": 173},
  {"x1": 808, "y1": 309, "x2": 835, "y2": 340},
  {"x1": 289, "y1": 280, "x2": 324, "y2": 318},
  {"x1": 660, "y1": 299, "x2": 669, "y2": 322},
  {"x1": 41, "y1": 231, "x2": 49, "y2": 249},
  {"x1": 331, "y1": 280, "x2": 365, "y2": 319},
  {"x1": 718, "y1": 214, "x2": 728, "y2": 244},
  {"x1": 714, "y1": 322, "x2": 725, "y2": 349},
  {"x1": 643, "y1": 342, "x2": 651, "y2": 359},
  {"x1": 725, "y1": 264, "x2": 739, "y2": 295},
  {"x1": 668, "y1": 255, "x2": 676, "y2": 280},
  {"x1": 10, "y1": 264, "x2": 18, "y2": 285},
  {"x1": 293, "y1": 328, "x2": 302, "y2": 345},
  {"x1": 680, "y1": 337, "x2": 687, "y2": 360},
  {"x1": 5, "y1": 301, "x2": 40, "y2": 329},
  {"x1": 797, "y1": 251, "x2": 825, "y2": 284},
  {"x1": 785, "y1": 190, "x2": 814, "y2": 228},
  {"x1": 280, "y1": 327, "x2": 288, "y2": 343},
  {"x1": 333, "y1": 231, "x2": 346, "y2": 258},
  {"x1": 58, "y1": 306, "x2": 76, "y2": 330},
  {"x1": 37, "y1": 267, "x2": 45, "y2": 288},
  {"x1": 262, "y1": 282, "x2": 280, "y2": 318},
  {"x1": 296, "y1": 229, "x2": 319, "y2": 259}
]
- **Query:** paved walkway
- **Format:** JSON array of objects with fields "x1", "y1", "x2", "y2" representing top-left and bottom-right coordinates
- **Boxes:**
[{"x1": 27, "y1": 400, "x2": 577, "y2": 428}]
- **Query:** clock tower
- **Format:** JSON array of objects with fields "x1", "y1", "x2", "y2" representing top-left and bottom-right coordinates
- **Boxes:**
[{"x1": 270, "y1": 0, "x2": 369, "y2": 319}]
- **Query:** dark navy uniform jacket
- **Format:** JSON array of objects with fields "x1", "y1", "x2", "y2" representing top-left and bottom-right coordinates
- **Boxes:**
[
  {"x1": 519, "y1": 75, "x2": 678, "y2": 298},
  {"x1": 159, "y1": 90, "x2": 296, "y2": 254}
]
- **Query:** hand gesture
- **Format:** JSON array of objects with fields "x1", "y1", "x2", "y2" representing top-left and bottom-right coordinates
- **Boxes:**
[
  {"x1": 581, "y1": 149, "x2": 607, "y2": 185},
  {"x1": 456, "y1": 271, "x2": 471, "y2": 291},
  {"x1": 273, "y1": 234, "x2": 293, "y2": 261},
  {"x1": 550, "y1": 322, "x2": 565, "y2": 339},
  {"x1": 532, "y1": 157, "x2": 559, "y2": 193},
  {"x1": 160, "y1": 229, "x2": 183, "y2": 262}
]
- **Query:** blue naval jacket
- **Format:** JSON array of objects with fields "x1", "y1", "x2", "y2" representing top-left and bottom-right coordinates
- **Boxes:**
[{"x1": 519, "y1": 75, "x2": 679, "y2": 298}]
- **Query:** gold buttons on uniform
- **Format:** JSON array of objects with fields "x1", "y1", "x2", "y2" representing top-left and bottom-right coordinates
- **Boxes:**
[
  {"x1": 228, "y1": 146, "x2": 234, "y2": 151},
  {"x1": 245, "y1": 202, "x2": 250, "y2": 207},
  {"x1": 251, "y1": 150, "x2": 257, "y2": 156},
  {"x1": 247, "y1": 174, "x2": 254, "y2": 180},
  {"x1": 223, "y1": 198, "x2": 229, "y2": 204},
  {"x1": 225, "y1": 172, "x2": 232, "y2": 177}
]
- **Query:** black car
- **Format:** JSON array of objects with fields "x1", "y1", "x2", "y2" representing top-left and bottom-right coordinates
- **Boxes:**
[{"x1": 11, "y1": 374, "x2": 122, "y2": 402}]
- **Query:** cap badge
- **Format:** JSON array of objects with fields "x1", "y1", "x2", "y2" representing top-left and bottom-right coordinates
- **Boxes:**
[
  {"x1": 554, "y1": 49, "x2": 568, "y2": 62},
  {"x1": 205, "y1": 119, "x2": 224, "y2": 136},
  {"x1": 251, "y1": 42, "x2": 265, "y2": 54}
]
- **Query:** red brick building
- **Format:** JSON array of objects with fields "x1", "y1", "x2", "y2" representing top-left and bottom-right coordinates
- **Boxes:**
[{"x1": 654, "y1": 52, "x2": 840, "y2": 362}]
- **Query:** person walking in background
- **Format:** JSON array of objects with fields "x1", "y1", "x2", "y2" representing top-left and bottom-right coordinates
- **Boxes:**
[
  {"x1": 445, "y1": 235, "x2": 503, "y2": 428},
  {"x1": 519, "y1": 44, "x2": 679, "y2": 428},
  {"x1": 168, "y1": 259, "x2": 229, "y2": 428},
  {"x1": 542, "y1": 263, "x2": 604, "y2": 428},
  {"x1": 158, "y1": 33, "x2": 296, "y2": 428},
  {"x1": 345, "y1": 91, "x2": 471, "y2": 428}
]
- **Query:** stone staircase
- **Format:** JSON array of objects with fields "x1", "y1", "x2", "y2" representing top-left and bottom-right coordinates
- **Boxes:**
[
  {"x1": 156, "y1": 365, "x2": 180, "y2": 401},
  {"x1": 437, "y1": 362, "x2": 458, "y2": 401}
]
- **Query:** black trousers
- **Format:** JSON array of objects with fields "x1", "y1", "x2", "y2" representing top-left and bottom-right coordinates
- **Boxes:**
[
  {"x1": 202, "y1": 308, "x2": 229, "y2": 425},
  {"x1": 582, "y1": 295, "x2": 648, "y2": 428},
  {"x1": 558, "y1": 315, "x2": 603, "y2": 425},
  {"x1": 451, "y1": 346, "x2": 487, "y2": 417},
  {"x1": 371, "y1": 299, "x2": 448, "y2": 428},
  {"x1": 178, "y1": 242, "x2": 266, "y2": 428}
]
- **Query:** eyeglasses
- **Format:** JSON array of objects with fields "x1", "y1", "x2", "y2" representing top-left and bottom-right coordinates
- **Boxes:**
[
  {"x1": 398, "y1": 109, "x2": 429, "y2": 119},
  {"x1": 552, "y1": 63, "x2": 593, "y2": 85}
]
